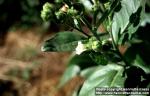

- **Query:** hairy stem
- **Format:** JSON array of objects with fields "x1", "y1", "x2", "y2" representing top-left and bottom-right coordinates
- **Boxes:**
[{"x1": 65, "y1": 23, "x2": 90, "y2": 37}]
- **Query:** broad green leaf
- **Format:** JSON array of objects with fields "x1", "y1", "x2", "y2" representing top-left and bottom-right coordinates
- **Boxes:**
[
  {"x1": 79, "y1": 64, "x2": 125, "y2": 96},
  {"x1": 80, "y1": 66, "x2": 98, "y2": 80},
  {"x1": 72, "y1": 90, "x2": 78, "y2": 96},
  {"x1": 68, "y1": 51, "x2": 97, "y2": 70},
  {"x1": 58, "y1": 65, "x2": 80, "y2": 88},
  {"x1": 41, "y1": 31, "x2": 87, "y2": 52},
  {"x1": 123, "y1": 44, "x2": 138, "y2": 64},
  {"x1": 124, "y1": 43, "x2": 150, "y2": 74},
  {"x1": 112, "y1": 0, "x2": 146, "y2": 44},
  {"x1": 133, "y1": 54, "x2": 150, "y2": 74},
  {"x1": 141, "y1": 13, "x2": 150, "y2": 26},
  {"x1": 89, "y1": 52, "x2": 108, "y2": 65}
]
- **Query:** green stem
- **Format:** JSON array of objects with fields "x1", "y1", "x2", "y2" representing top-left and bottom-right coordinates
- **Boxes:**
[
  {"x1": 108, "y1": 16, "x2": 116, "y2": 49},
  {"x1": 80, "y1": 16, "x2": 101, "y2": 42},
  {"x1": 65, "y1": 23, "x2": 90, "y2": 37},
  {"x1": 109, "y1": 23, "x2": 129, "y2": 66},
  {"x1": 96, "y1": 0, "x2": 120, "y2": 28},
  {"x1": 111, "y1": 33, "x2": 129, "y2": 66},
  {"x1": 99, "y1": 2, "x2": 106, "y2": 13},
  {"x1": 80, "y1": 16, "x2": 92, "y2": 30},
  {"x1": 106, "y1": 6, "x2": 129, "y2": 66},
  {"x1": 93, "y1": 10, "x2": 99, "y2": 26},
  {"x1": 76, "y1": 18, "x2": 91, "y2": 37},
  {"x1": 92, "y1": 27, "x2": 101, "y2": 42}
]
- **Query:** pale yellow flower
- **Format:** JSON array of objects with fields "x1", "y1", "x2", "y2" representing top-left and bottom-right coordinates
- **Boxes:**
[{"x1": 75, "y1": 41, "x2": 86, "y2": 55}]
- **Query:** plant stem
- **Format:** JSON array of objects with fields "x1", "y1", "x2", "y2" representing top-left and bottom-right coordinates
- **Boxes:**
[
  {"x1": 96, "y1": 0, "x2": 120, "y2": 28},
  {"x1": 109, "y1": 24, "x2": 129, "y2": 66},
  {"x1": 80, "y1": 16, "x2": 92, "y2": 30},
  {"x1": 65, "y1": 23, "x2": 90, "y2": 37},
  {"x1": 92, "y1": 27, "x2": 101, "y2": 42},
  {"x1": 93, "y1": 10, "x2": 99, "y2": 26},
  {"x1": 75, "y1": 18, "x2": 91, "y2": 37},
  {"x1": 99, "y1": 2, "x2": 106, "y2": 12},
  {"x1": 80, "y1": 16, "x2": 101, "y2": 42}
]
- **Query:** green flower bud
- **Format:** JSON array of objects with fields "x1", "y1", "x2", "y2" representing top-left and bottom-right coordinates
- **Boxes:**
[
  {"x1": 43, "y1": 2, "x2": 53, "y2": 11},
  {"x1": 67, "y1": 7, "x2": 78, "y2": 16},
  {"x1": 55, "y1": 11, "x2": 66, "y2": 22},
  {"x1": 55, "y1": 0, "x2": 63, "y2": 3},
  {"x1": 87, "y1": 37, "x2": 102, "y2": 52},
  {"x1": 92, "y1": 4, "x2": 99, "y2": 12},
  {"x1": 104, "y1": 2, "x2": 111, "y2": 10},
  {"x1": 91, "y1": 0, "x2": 100, "y2": 12},
  {"x1": 102, "y1": 38, "x2": 112, "y2": 45},
  {"x1": 41, "y1": 2, "x2": 54, "y2": 21},
  {"x1": 101, "y1": 38, "x2": 112, "y2": 51},
  {"x1": 92, "y1": 41, "x2": 101, "y2": 51}
]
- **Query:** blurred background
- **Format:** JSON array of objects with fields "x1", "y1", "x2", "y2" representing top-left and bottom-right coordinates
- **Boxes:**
[
  {"x1": 0, "y1": 0, "x2": 150, "y2": 96},
  {"x1": 0, "y1": 0, "x2": 78, "y2": 96}
]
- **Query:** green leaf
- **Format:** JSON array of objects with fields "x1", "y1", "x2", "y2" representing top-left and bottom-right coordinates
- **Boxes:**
[
  {"x1": 123, "y1": 44, "x2": 138, "y2": 64},
  {"x1": 41, "y1": 31, "x2": 87, "y2": 52},
  {"x1": 112, "y1": 0, "x2": 146, "y2": 44},
  {"x1": 133, "y1": 54, "x2": 150, "y2": 74},
  {"x1": 89, "y1": 52, "x2": 108, "y2": 65},
  {"x1": 96, "y1": 0, "x2": 120, "y2": 28},
  {"x1": 68, "y1": 51, "x2": 97, "y2": 70},
  {"x1": 79, "y1": 64, "x2": 125, "y2": 96},
  {"x1": 141, "y1": 13, "x2": 150, "y2": 26},
  {"x1": 124, "y1": 43, "x2": 150, "y2": 74},
  {"x1": 80, "y1": 66, "x2": 98, "y2": 80},
  {"x1": 58, "y1": 65, "x2": 80, "y2": 88}
]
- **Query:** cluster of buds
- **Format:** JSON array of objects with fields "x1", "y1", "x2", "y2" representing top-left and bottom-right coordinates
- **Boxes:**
[
  {"x1": 91, "y1": 0, "x2": 110, "y2": 12},
  {"x1": 41, "y1": 2, "x2": 54, "y2": 21},
  {"x1": 75, "y1": 37, "x2": 101, "y2": 55},
  {"x1": 87, "y1": 37, "x2": 102, "y2": 52},
  {"x1": 41, "y1": 2, "x2": 84, "y2": 23},
  {"x1": 75, "y1": 37, "x2": 112, "y2": 55},
  {"x1": 55, "y1": 4, "x2": 69, "y2": 23}
]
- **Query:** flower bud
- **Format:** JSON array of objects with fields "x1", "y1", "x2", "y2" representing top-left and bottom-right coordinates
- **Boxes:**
[
  {"x1": 60, "y1": 4, "x2": 69, "y2": 12},
  {"x1": 88, "y1": 37, "x2": 102, "y2": 52},
  {"x1": 91, "y1": 41, "x2": 101, "y2": 51},
  {"x1": 101, "y1": 38, "x2": 112, "y2": 51},
  {"x1": 43, "y1": 2, "x2": 53, "y2": 11},
  {"x1": 41, "y1": 2, "x2": 54, "y2": 21},
  {"x1": 55, "y1": 0, "x2": 63, "y2": 3},
  {"x1": 54, "y1": 4, "x2": 69, "y2": 23},
  {"x1": 55, "y1": 11, "x2": 66, "y2": 22},
  {"x1": 67, "y1": 7, "x2": 78, "y2": 16}
]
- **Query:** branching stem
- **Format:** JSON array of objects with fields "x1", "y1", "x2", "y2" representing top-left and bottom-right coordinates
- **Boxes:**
[{"x1": 65, "y1": 23, "x2": 90, "y2": 37}]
